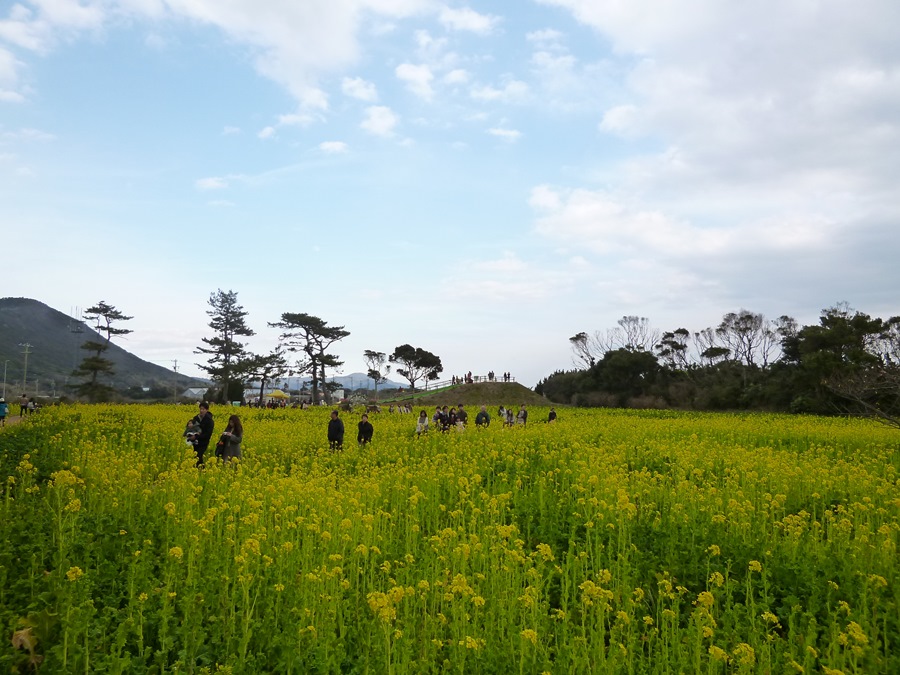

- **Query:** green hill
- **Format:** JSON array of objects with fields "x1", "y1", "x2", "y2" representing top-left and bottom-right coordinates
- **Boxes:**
[
  {"x1": 0, "y1": 297, "x2": 201, "y2": 397},
  {"x1": 382, "y1": 381, "x2": 548, "y2": 408}
]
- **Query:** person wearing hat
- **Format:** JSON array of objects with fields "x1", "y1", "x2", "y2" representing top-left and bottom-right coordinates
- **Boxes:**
[{"x1": 0, "y1": 398, "x2": 8, "y2": 426}]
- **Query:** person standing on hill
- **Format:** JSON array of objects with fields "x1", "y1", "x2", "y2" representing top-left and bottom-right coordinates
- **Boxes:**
[
  {"x1": 328, "y1": 410, "x2": 345, "y2": 450},
  {"x1": 357, "y1": 413, "x2": 374, "y2": 446},
  {"x1": 191, "y1": 401, "x2": 215, "y2": 467},
  {"x1": 475, "y1": 405, "x2": 490, "y2": 427}
]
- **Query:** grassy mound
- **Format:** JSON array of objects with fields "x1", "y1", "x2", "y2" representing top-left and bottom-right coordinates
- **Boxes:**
[{"x1": 381, "y1": 381, "x2": 548, "y2": 408}]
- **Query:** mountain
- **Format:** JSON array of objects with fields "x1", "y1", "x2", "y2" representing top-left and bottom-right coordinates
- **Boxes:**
[
  {"x1": 275, "y1": 373, "x2": 406, "y2": 392},
  {"x1": 0, "y1": 297, "x2": 201, "y2": 396}
]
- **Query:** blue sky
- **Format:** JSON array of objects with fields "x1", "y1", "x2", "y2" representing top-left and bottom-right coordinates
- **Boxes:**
[{"x1": 2, "y1": 0, "x2": 899, "y2": 386}]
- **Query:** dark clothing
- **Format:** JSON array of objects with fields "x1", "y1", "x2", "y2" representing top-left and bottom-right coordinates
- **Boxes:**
[
  {"x1": 328, "y1": 417, "x2": 345, "y2": 450},
  {"x1": 548, "y1": 410, "x2": 557, "y2": 423},
  {"x1": 456, "y1": 409, "x2": 468, "y2": 425},
  {"x1": 191, "y1": 412, "x2": 214, "y2": 465},
  {"x1": 438, "y1": 411, "x2": 450, "y2": 431},
  {"x1": 475, "y1": 411, "x2": 490, "y2": 427},
  {"x1": 357, "y1": 421, "x2": 374, "y2": 445}
]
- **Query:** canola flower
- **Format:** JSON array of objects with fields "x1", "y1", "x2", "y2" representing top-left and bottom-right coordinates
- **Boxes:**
[{"x1": 0, "y1": 403, "x2": 898, "y2": 673}]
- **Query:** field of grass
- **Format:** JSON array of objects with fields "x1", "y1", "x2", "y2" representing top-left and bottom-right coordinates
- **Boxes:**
[{"x1": 1, "y1": 404, "x2": 898, "y2": 673}]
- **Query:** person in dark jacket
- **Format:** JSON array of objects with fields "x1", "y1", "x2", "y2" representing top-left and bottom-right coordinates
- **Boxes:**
[
  {"x1": 357, "y1": 413, "x2": 374, "y2": 446},
  {"x1": 190, "y1": 401, "x2": 214, "y2": 466},
  {"x1": 475, "y1": 405, "x2": 490, "y2": 427},
  {"x1": 548, "y1": 408, "x2": 557, "y2": 423},
  {"x1": 328, "y1": 410, "x2": 345, "y2": 450},
  {"x1": 456, "y1": 404, "x2": 468, "y2": 428}
]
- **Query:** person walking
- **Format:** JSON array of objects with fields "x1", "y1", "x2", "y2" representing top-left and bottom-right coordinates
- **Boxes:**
[
  {"x1": 328, "y1": 410, "x2": 345, "y2": 450},
  {"x1": 0, "y1": 398, "x2": 8, "y2": 426},
  {"x1": 516, "y1": 404, "x2": 528, "y2": 426},
  {"x1": 19, "y1": 394, "x2": 27, "y2": 416},
  {"x1": 357, "y1": 413, "x2": 374, "y2": 446},
  {"x1": 190, "y1": 402, "x2": 214, "y2": 467},
  {"x1": 217, "y1": 414, "x2": 243, "y2": 462}
]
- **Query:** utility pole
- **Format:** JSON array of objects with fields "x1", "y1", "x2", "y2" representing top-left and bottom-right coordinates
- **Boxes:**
[
  {"x1": 19, "y1": 343, "x2": 32, "y2": 394},
  {"x1": 172, "y1": 360, "x2": 178, "y2": 404},
  {"x1": 2, "y1": 360, "x2": 8, "y2": 398}
]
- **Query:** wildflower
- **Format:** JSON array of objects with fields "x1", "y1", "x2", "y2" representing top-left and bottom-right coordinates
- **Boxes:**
[
  {"x1": 732, "y1": 643, "x2": 756, "y2": 666},
  {"x1": 707, "y1": 544, "x2": 721, "y2": 556},
  {"x1": 66, "y1": 566, "x2": 84, "y2": 582},
  {"x1": 709, "y1": 571, "x2": 725, "y2": 587},
  {"x1": 696, "y1": 591, "x2": 714, "y2": 609},
  {"x1": 536, "y1": 543, "x2": 555, "y2": 561},
  {"x1": 520, "y1": 628, "x2": 538, "y2": 645},
  {"x1": 169, "y1": 546, "x2": 184, "y2": 559},
  {"x1": 761, "y1": 611, "x2": 780, "y2": 626},
  {"x1": 748, "y1": 560, "x2": 762, "y2": 573},
  {"x1": 708, "y1": 645, "x2": 729, "y2": 662}
]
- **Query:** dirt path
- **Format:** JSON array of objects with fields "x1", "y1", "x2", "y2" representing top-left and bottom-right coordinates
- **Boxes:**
[{"x1": 1, "y1": 415, "x2": 24, "y2": 427}]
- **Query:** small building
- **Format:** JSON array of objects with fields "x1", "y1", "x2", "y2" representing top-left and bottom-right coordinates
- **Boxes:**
[{"x1": 181, "y1": 387, "x2": 207, "y2": 400}]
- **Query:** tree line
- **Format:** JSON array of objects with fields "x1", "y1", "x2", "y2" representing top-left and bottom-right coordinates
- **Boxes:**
[
  {"x1": 69, "y1": 290, "x2": 445, "y2": 404},
  {"x1": 537, "y1": 305, "x2": 900, "y2": 423}
]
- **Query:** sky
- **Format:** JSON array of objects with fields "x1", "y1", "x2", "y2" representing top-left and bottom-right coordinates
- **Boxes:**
[{"x1": 2, "y1": 0, "x2": 899, "y2": 387}]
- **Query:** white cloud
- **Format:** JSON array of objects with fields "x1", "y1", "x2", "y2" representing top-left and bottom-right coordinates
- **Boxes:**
[
  {"x1": 222, "y1": 125, "x2": 240, "y2": 135},
  {"x1": 0, "y1": 0, "x2": 432, "y2": 108},
  {"x1": 487, "y1": 127, "x2": 521, "y2": 142},
  {"x1": 0, "y1": 89, "x2": 25, "y2": 102},
  {"x1": 360, "y1": 105, "x2": 398, "y2": 136},
  {"x1": 341, "y1": 76, "x2": 378, "y2": 101},
  {"x1": 470, "y1": 79, "x2": 529, "y2": 103},
  {"x1": 195, "y1": 176, "x2": 228, "y2": 190},
  {"x1": 438, "y1": 6, "x2": 500, "y2": 34},
  {"x1": 526, "y1": 28, "x2": 564, "y2": 46},
  {"x1": 443, "y1": 68, "x2": 468, "y2": 85},
  {"x1": 319, "y1": 141, "x2": 349, "y2": 153},
  {"x1": 2, "y1": 127, "x2": 55, "y2": 141},
  {"x1": 257, "y1": 126, "x2": 276, "y2": 139},
  {"x1": 395, "y1": 62, "x2": 434, "y2": 100}
]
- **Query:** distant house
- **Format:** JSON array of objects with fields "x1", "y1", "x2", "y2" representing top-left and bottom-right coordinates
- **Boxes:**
[{"x1": 181, "y1": 387, "x2": 207, "y2": 400}]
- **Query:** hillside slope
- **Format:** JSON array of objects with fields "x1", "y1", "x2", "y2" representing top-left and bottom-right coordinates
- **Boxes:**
[
  {"x1": 0, "y1": 297, "x2": 200, "y2": 393},
  {"x1": 382, "y1": 381, "x2": 548, "y2": 408}
]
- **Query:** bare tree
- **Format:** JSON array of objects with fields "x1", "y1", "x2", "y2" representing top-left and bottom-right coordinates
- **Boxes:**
[
  {"x1": 569, "y1": 332, "x2": 600, "y2": 369},
  {"x1": 694, "y1": 327, "x2": 729, "y2": 364},
  {"x1": 716, "y1": 310, "x2": 777, "y2": 367},
  {"x1": 616, "y1": 315, "x2": 660, "y2": 352},
  {"x1": 827, "y1": 367, "x2": 900, "y2": 430}
]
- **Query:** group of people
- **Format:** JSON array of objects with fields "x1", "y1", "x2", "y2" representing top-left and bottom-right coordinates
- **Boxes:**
[
  {"x1": 327, "y1": 410, "x2": 372, "y2": 450},
  {"x1": 180, "y1": 399, "x2": 557, "y2": 462},
  {"x1": 183, "y1": 401, "x2": 243, "y2": 466}
]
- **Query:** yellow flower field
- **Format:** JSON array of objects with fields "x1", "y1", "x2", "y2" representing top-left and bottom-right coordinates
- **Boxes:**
[{"x1": 1, "y1": 404, "x2": 898, "y2": 673}]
